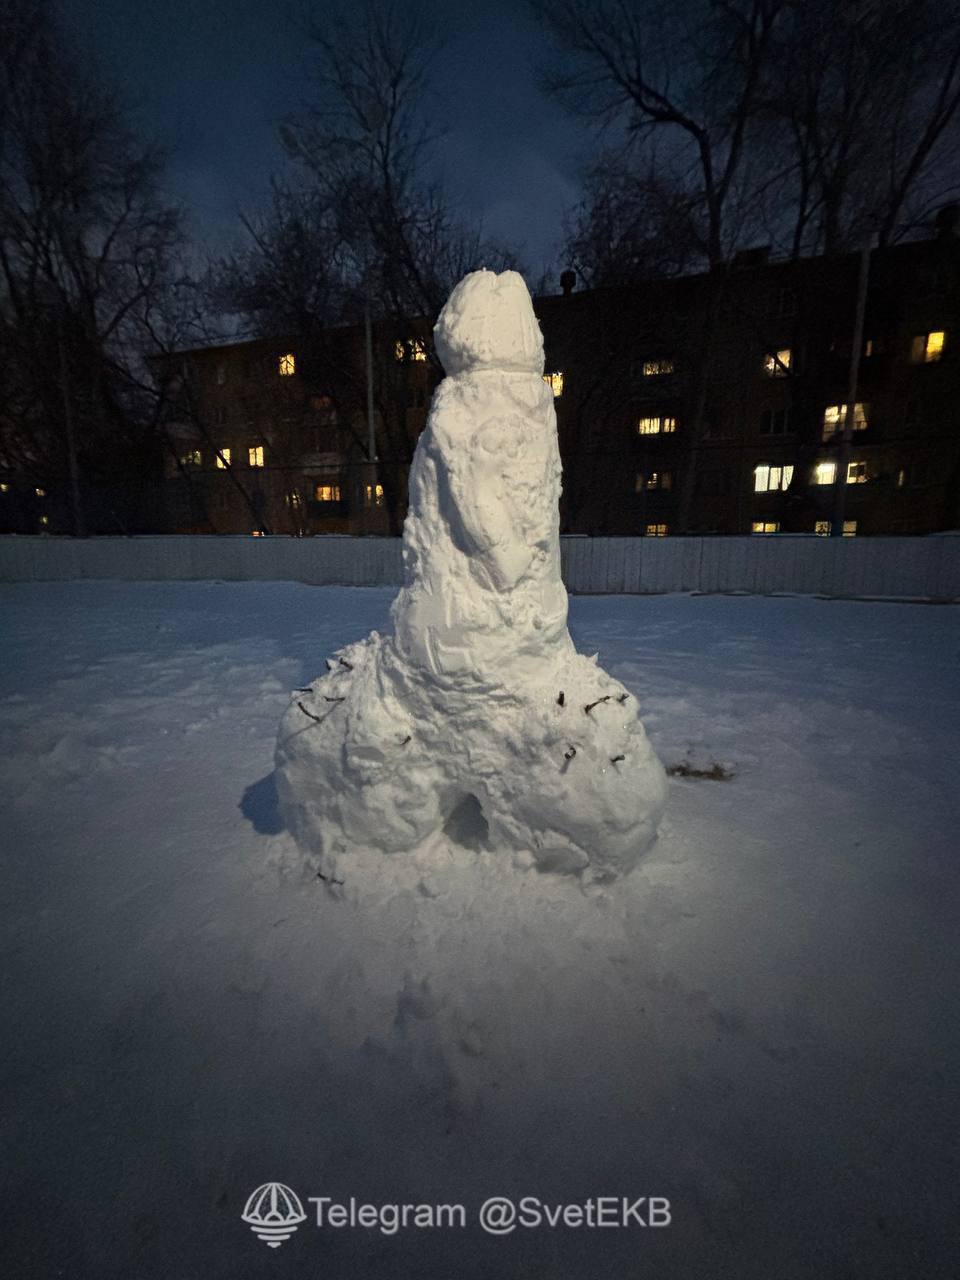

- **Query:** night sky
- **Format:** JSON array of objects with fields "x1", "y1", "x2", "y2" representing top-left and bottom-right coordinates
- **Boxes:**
[{"x1": 59, "y1": 0, "x2": 594, "y2": 280}]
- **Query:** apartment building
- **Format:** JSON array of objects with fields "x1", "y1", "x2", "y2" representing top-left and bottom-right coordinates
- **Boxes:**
[{"x1": 156, "y1": 220, "x2": 959, "y2": 539}]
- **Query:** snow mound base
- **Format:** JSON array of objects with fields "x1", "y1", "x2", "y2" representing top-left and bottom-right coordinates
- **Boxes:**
[{"x1": 276, "y1": 269, "x2": 666, "y2": 880}]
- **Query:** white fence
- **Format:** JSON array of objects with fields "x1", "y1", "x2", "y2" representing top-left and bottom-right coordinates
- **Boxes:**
[{"x1": 1, "y1": 534, "x2": 958, "y2": 599}]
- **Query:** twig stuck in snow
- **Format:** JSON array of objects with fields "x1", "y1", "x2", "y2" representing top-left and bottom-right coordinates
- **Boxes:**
[
  {"x1": 297, "y1": 700, "x2": 321, "y2": 722},
  {"x1": 584, "y1": 696, "x2": 612, "y2": 714}
]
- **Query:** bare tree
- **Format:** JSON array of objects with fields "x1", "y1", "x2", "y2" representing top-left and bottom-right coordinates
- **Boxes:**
[
  {"x1": 0, "y1": 0, "x2": 185, "y2": 535},
  {"x1": 563, "y1": 155, "x2": 701, "y2": 286},
  {"x1": 533, "y1": 0, "x2": 788, "y2": 530},
  {"x1": 216, "y1": 0, "x2": 518, "y2": 533},
  {"x1": 766, "y1": 0, "x2": 960, "y2": 257}
]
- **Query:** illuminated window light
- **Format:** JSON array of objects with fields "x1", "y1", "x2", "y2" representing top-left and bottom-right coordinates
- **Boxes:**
[
  {"x1": 216, "y1": 448, "x2": 231, "y2": 469},
  {"x1": 642, "y1": 358, "x2": 674, "y2": 376},
  {"x1": 645, "y1": 523, "x2": 668, "y2": 536},
  {"x1": 278, "y1": 352, "x2": 296, "y2": 376},
  {"x1": 754, "y1": 463, "x2": 794, "y2": 492},
  {"x1": 543, "y1": 370, "x2": 564, "y2": 397},
  {"x1": 251, "y1": 529, "x2": 264, "y2": 537},
  {"x1": 396, "y1": 339, "x2": 427, "y2": 362},
  {"x1": 40, "y1": 514, "x2": 49, "y2": 526},
  {"x1": 314, "y1": 484, "x2": 341, "y2": 502},
  {"x1": 0, "y1": 483, "x2": 8, "y2": 493},
  {"x1": 814, "y1": 461, "x2": 836, "y2": 485},
  {"x1": 822, "y1": 403, "x2": 868, "y2": 438},
  {"x1": 365, "y1": 483, "x2": 384, "y2": 507},
  {"x1": 847, "y1": 461, "x2": 868, "y2": 484},
  {"x1": 751, "y1": 521, "x2": 779, "y2": 534},
  {"x1": 638, "y1": 416, "x2": 677, "y2": 435},
  {"x1": 248, "y1": 446, "x2": 264, "y2": 468},
  {"x1": 180, "y1": 450, "x2": 201, "y2": 468},
  {"x1": 815, "y1": 520, "x2": 857, "y2": 536},
  {"x1": 911, "y1": 331, "x2": 945, "y2": 363},
  {"x1": 763, "y1": 348, "x2": 791, "y2": 377},
  {"x1": 35, "y1": 487, "x2": 46, "y2": 497},
  {"x1": 286, "y1": 492, "x2": 302, "y2": 508}
]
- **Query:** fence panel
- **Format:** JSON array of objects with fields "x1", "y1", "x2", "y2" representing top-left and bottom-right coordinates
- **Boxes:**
[{"x1": 0, "y1": 534, "x2": 957, "y2": 599}]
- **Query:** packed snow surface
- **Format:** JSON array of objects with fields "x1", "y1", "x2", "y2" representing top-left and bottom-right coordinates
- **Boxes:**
[
  {"x1": 2, "y1": 581, "x2": 958, "y2": 1279},
  {"x1": 276, "y1": 270, "x2": 665, "y2": 878}
]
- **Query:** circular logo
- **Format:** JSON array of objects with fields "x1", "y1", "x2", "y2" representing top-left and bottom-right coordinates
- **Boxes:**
[{"x1": 242, "y1": 1182, "x2": 307, "y2": 1249}]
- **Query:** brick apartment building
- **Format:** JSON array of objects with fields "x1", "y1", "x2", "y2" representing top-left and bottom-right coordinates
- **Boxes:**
[{"x1": 157, "y1": 221, "x2": 960, "y2": 539}]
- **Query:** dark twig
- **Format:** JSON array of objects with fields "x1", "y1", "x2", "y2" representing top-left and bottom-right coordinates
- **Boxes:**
[
  {"x1": 400, "y1": 734, "x2": 411, "y2": 745},
  {"x1": 564, "y1": 746, "x2": 577, "y2": 760},
  {"x1": 316, "y1": 870, "x2": 345, "y2": 886},
  {"x1": 323, "y1": 696, "x2": 345, "y2": 703},
  {"x1": 297, "y1": 700, "x2": 322, "y2": 722},
  {"x1": 339, "y1": 657, "x2": 354, "y2": 670},
  {"x1": 616, "y1": 693, "x2": 629, "y2": 704},
  {"x1": 557, "y1": 691, "x2": 565, "y2": 706},
  {"x1": 584, "y1": 696, "x2": 612, "y2": 714},
  {"x1": 610, "y1": 754, "x2": 625, "y2": 764}
]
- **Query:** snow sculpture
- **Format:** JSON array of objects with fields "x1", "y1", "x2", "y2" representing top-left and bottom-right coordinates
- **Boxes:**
[{"x1": 276, "y1": 269, "x2": 666, "y2": 880}]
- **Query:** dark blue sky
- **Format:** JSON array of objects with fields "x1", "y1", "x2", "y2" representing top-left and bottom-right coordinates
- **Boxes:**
[{"x1": 60, "y1": 0, "x2": 594, "y2": 280}]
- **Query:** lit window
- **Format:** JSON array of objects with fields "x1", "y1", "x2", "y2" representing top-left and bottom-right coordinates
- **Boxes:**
[
  {"x1": 543, "y1": 370, "x2": 564, "y2": 397},
  {"x1": 763, "y1": 349, "x2": 791, "y2": 377},
  {"x1": 315, "y1": 484, "x2": 341, "y2": 502},
  {"x1": 847, "y1": 460, "x2": 868, "y2": 484},
  {"x1": 248, "y1": 446, "x2": 264, "y2": 468},
  {"x1": 410, "y1": 339, "x2": 427, "y2": 362},
  {"x1": 278, "y1": 352, "x2": 296, "y2": 376},
  {"x1": 843, "y1": 521, "x2": 857, "y2": 536},
  {"x1": 251, "y1": 529, "x2": 264, "y2": 537},
  {"x1": 643, "y1": 470, "x2": 672, "y2": 491},
  {"x1": 40, "y1": 514, "x2": 49, "y2": 526},
  {"x1": 180, "y1": 450, "x2": 202, "y2": 468},
  {"x1": 822, "y1": 403, "x2": 868, "y2": 439},
  {"x1": 814, "y1": 461, "x2": 836, "y2": 485},
  {"x1": 0, "y1": 483, "x2": 9, "y2": 493},
  {"x1": 35, "y1": 487, "x2": 45, "y2": 497},
  {"x1": 911, "y1": 331, "x2": 945, "y2": 363},
  {"x1": 754, "y1": 463, "x2": 794, "y2": 492},
  {"x1": 638, "y1": 416, "x2": 677, "y2": 435},
  {"x1": 642, "y1": 358, "x2": 674, "y2": 376},
  {"x1": 751, "y1": 521, "x2": 779, "y2": 534},
  {"x1": 285, "y1": 492, "x2": 302, "y2": 508},
  {"x1": 814, "y1": 521, "x2": 830, "y2": 536},
  {"x1": 365, "y1": 483, "x2": 384, "y2": 507},
  {"x1": 896, "y1": 468, "x2": 906, "y2": 489},
  {"x1": 645, "y1": 523, "x2": 668, "y2": 537},
  {"x1": 394, "y1": 340, "x2": 405, "y2": 361},
  {"x1": 815, "y1": 520, "x2": 857, "y2": 536},
  {"x1": 216, "y1": 448, "x2": 231, "y2": 469}
]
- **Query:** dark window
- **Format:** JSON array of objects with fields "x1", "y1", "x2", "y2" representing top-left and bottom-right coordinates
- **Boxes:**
[{"x1": 760, "y1": 407, "x2": 790, "y2": 435}]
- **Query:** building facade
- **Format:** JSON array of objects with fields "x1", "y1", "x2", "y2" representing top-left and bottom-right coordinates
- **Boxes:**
[{"x1": 154, "y1": 228, "x2": 959, "y2": 540}]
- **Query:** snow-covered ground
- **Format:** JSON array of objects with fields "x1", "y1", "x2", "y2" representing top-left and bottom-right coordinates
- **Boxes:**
[{"x1": 1, "y1": 581, "x2": 957, "y2": 1279}]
